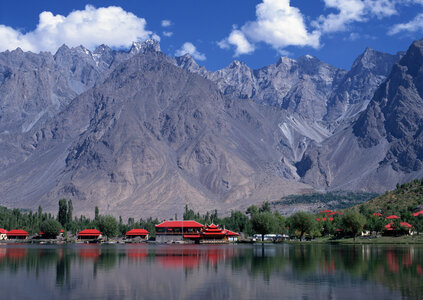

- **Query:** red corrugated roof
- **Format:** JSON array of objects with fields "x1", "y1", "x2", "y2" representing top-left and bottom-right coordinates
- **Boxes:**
[
  {"x1": 373, "y1": 213, "x2": 383, "y2": 217},
  {"x1": 156, "y1": 221, "x2": 204, "y2": 228},
  {"x1": 78, "y1": 229, "x2": 101, "y2": 236},
  {"x1": 126, "y1": 229, "x2": 149, "y2": 236},
  {"x1": 320, "y1": 210, "x2": 332, "y2": 213},
  {"x1": 386, "y1": 215, "x2": 400, "y2": 219},
  {"x1": 7, "y1": 230, "x2": 28, "y2": 236},
  {"x1": 413, "y1": 210, "x2": 423, "y2": 217},
  {"x1": 0, "y1": 229, "x2": 8, "y2": 234},
  {"x1": 400, "y1": 222, "x2": 412, "y2": 229},
  {"x1": 226, "y1": 230, "x2": 239, "y2": 236}
]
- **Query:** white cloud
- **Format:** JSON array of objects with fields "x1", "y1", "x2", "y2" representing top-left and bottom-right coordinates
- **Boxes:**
[
  {"x1": 175, "y1": 42, "x2": 206, "y2": 61},
  {"x1": 161, "y1": 20, "x2": 172, "y2": 27},
  {"x1": 314, "y1": 0, "x2": 398, "y2": 33},
  {"x1": 389, "y1": 13, "x2": 423, "y2": 35},
  {"x1": 218, "y1": 30, "x2": 255, "y2": 56},
  {"x1": 219, "y1": 0, "x2": 320, "y2": 56},
  {"x1": 243, "y1": 0, "x2": 321, "y2": 49},
  {"x1": 0, "y1": 5, "x2": 156, "y2": 53},
  {"x1": 163, "y1": 31, "x2": 173, "y2": 37}
]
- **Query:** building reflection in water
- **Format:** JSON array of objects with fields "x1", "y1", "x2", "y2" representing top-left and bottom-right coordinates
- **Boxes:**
[{"x1": 0, "y1": 244, "x2": 422, "y2": 299}]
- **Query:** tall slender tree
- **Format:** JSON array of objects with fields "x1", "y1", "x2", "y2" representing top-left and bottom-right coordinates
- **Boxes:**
[{"x1": 58, "y1": 199, "x2": 68, "y2": 227}]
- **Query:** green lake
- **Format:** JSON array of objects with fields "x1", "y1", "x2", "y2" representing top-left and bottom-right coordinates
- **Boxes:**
[{"x1": 0, "y1": 243, "x2": 421, "y2": 299}]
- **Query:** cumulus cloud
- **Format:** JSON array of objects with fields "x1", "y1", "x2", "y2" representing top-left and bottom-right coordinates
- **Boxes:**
[
  {"x1": 161, "y1": 20, "x2": 172, "y2": 27},
  {"x1": 218, "y1": 29, "x2": 255, "y2": 56},
  {"x1": 314, "y1": 0, "x2": 398, "y2": 33},
  {"x1": 219, "y1": 0, "x2": 319, "y2": 56},
  {"x1": 175, "y1": 42, "x2": 206, "y2": 61},
  {"x1": 389, "y1": 13, "x2": 423, "y2": 35},
  {"x1": 163, "y1": 31, "x2": 173, "y2": 37},
  {"x1": 0, "y1": 5, "x2": 156, "y2": 53}
]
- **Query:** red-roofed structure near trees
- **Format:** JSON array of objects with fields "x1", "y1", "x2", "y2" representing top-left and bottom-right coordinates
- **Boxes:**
[
  {"x1": 386, "y1": 215, "x2": 400, "y2": 220},
  {"x1": 7, "y1": 230, "x2": 29, "y2": 239},
  {"x1": 78, "y1": 229, "x2": 101, "y2": 240},
  {"x1": 126, "y1": 229, "x2": 149, "y2": 240},
  {"x1": 413, "y1": 210, "x2": 423, "y2": 217},
  {"x1": 156, "y1": 220, "x2": 204, "y2": 243},
  {"x1": 155, "y1": 221, "x2": 239, "y2": 243}
]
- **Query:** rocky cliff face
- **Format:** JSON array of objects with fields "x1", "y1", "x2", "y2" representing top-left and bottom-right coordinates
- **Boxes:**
[
  {"x1": 297, "y1": 38, "x2": 423, "y2": 192},
  {"x1": 325, "y1": 48, "x2": 401, "y2": 123},
  {"x1": 176, "y1": 55, "x2": 347, "y2": 121}
]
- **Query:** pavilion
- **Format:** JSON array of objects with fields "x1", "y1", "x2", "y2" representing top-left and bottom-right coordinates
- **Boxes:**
[{"x1": 6, "y1": 229, "x2": 29, "y2": 239}]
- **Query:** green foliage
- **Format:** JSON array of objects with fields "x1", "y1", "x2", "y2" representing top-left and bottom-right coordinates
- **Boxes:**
[
  {"x1": 288, "y1": 212, "x2": 316, "y2": 240},
  {"x1": 66, "y1": 200, "x2": 73, "y2": 229},
  {"x1": 57, "y1": 199, "x2": 68, "y2": 227},
  {"x1": 250, "y1": 212, "x2": 282, "y2": 240},
  {"x1": 341, "y1": 212, "x2": 366, "y2": 241},
  {"x1": 97, "y1": 215, "x2": 118, "y2": 239},
  {"x1": 40, "y1": 219, "x2": 62, "y2": 239},
  {"x1": 360, "y1": 177, "x2": 423, "y2": 213},
  {"x1": 276, "y1": 191, "x2": 379, "y2": 210},
  {"x1": 94, "y1": 206, "x2": 99, "y2": 221}
]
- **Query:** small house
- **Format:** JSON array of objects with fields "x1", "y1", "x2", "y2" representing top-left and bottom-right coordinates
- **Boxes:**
[
  {"x1": 7, "y1": 229, "x2": 29, "y2": 239},
  {"x1": 78, "y1": 229, "x2": 102, "y2": 240},
  {"x1": 126, "y1": 229, "x2": 149, "y2": 240}
]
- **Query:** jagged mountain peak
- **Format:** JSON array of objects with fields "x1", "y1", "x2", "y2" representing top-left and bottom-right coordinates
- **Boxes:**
[
  {"x1": 228, "y1": 60, "x2": 248, "y2": 69},
  {"x1": 275, "y1": 56, "x2": 296, "y2": 67},
  {"x1": 129, "y1": 39, "x2": 161, "y2": 54}
]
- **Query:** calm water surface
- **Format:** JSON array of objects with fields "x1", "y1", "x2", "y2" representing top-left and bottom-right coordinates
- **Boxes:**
[{"x1": 0, "y1": 243, "x2": 421, "y2": 299}]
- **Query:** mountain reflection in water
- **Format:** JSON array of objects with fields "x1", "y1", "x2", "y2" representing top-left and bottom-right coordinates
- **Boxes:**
[{"x1": 0, "y1": 244, "x2": 420, "y2": 299}]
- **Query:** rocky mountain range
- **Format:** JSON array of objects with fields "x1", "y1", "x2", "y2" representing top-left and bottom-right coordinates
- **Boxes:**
[{"x1": 0, "y1": 37, "x2": 421, "y2": 218}]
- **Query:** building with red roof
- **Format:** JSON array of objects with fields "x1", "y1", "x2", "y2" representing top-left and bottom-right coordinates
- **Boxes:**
[
  {"x1": 386, "y1": 215, "x2": 400, "y2": 220},
  {"x1": 7, "y1": 229, "x2": 29, "y2": 239},
  {"x1": 126, "y1": 229, "x2": 149, "y2": 240},
  {"x1": 0, "y1": 229, "x2": 7, "y2": 240},
  {"x1": 155, "y1": 220, "x2": 204, "y2": 243},
  {"x1": 201, "y1": 224, "x2": 227, "y2": 243},
  {"x1": 373, "y1": 213, "x2": 383, "y2": 217},
  {"x1": 384, "y1": 222, "x2": 414, "y2": 235},
  {"x1": 413, "y1": 210, "x2": 423, "y2": 217},
  {"x1": 225, "y1": 230, "x2": 240, "y2": 242},
  {"x1": 155, "y1": 221, "x2": 240, "y2": 243},
  {"x1": 78, "y1": 229, "x2": 102, "y2": 240}
]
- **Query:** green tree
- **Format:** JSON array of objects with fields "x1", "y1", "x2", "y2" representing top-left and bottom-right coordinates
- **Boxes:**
[
  {"x1": 246, "y1": 205, "x2": 259, "y2": 216},
  {"x1": 341, "y1": 211, "x2": 366, "y2": 241},
  {"x1": 98, "y1": 215, "x2": 118, "y2": 240},
  {"x1": 251, "y1": 212, "x2": 278, "y2": 241},
  {"x1": 183, "y1": 205, "x2": 196, "y2": 220},
  {"x1": 67, "y1": 199, "x2": 73, "y2": 228},
  {"x1": 40, "y1": 219, "x2": 62, "y2": 239},
  {"x1": 289, "y1": 212, "x2": 316, "y2": 241},
  {"x1": 95, "y1": 206, "x2": 99, "y2": 221},
  {"x1": 259, "y1": 202, "x2": 271, "y2": 213},
  {"x1": 58, "y1": 199, "x2": 68, "y2": 227}
]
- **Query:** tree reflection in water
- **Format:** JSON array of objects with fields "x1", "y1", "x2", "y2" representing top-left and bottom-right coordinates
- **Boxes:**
[{"x1": 0, "y1": 244, "x2": 421, "y2": 299}]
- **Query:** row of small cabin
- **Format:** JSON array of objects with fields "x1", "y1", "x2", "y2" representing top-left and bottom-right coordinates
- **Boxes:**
[{"x1": 0, "y1": 221, "x2": 239, "y2": 242}]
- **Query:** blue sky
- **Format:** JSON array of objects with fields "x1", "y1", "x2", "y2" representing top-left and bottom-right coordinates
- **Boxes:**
[{"x1": 0, "y1": 0, "x2": 422, "y2": 71}]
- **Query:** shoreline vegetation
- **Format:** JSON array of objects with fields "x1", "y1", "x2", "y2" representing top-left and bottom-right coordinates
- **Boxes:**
[{"x1": 1, "y1": 178, "x2": 423, "y2": 245}]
